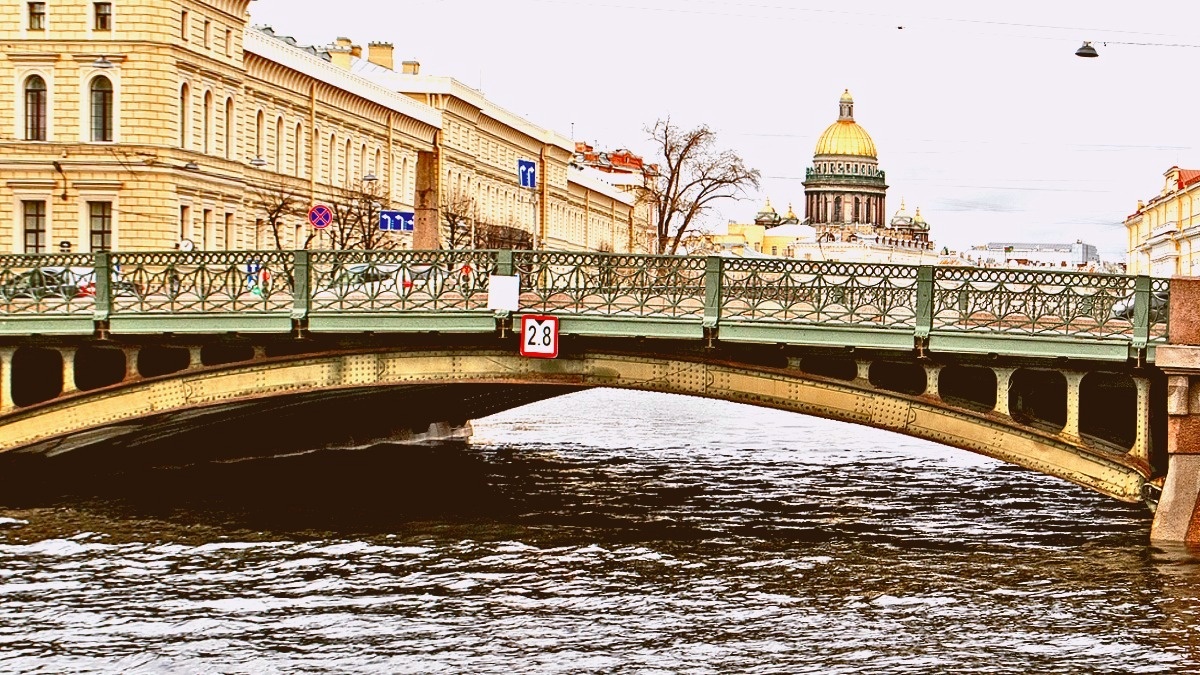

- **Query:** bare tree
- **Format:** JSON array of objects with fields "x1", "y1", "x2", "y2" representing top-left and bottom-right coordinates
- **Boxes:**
[
  {"x1": 640, "y1": 118, "x2": 760, "y2": 255},
  {"x1": 251, "y1": 183, "x2": 309, "y2": 250},
  {"x1": 320, "y1": 180, "x2": 398, "y2": 250},
  {"x1": 441, "y1": 190, "x2": 477, "y2": 249}
]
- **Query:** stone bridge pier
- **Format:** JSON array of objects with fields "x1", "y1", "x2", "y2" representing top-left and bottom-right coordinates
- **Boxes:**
[{"x1": 1153, "y1": 279, "x2": 1200, "y2": 543}]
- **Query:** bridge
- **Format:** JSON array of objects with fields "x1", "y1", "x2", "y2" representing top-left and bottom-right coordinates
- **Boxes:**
[{"x1": 5, "y1": 248, "x2": 1200, "y2": 543}]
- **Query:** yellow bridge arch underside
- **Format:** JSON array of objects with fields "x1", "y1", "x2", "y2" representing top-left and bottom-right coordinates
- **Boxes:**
[{"x1": 0, "y1": 349, "x2": 1147, "y2": 502}]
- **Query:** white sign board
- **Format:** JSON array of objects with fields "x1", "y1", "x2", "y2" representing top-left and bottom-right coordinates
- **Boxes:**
[
  {"x1": 487, "y1": 274, "x2": 520, "y2": 311},
  {"x1": 520, "y1": 315, "x2": 559, "y2": 359}
]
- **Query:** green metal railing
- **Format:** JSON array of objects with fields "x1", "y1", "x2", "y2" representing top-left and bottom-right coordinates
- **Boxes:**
[{"x1": 0, "y1": 250, "x2": 1169, "y2": 359}]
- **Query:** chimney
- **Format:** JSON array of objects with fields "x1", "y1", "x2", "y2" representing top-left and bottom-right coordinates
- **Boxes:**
[
  {"x1": 350, "y1": 44, "x2": 362, "y2": 58},
  {"x1": 368, "y1": 41, "x2": 394, "y2": 70},
  {"x1": 328, "y1": 44, "x2": 352, "y2": 69},
  {"x1": 402, "y1": 59, "x2": 420, "y2": 75}
]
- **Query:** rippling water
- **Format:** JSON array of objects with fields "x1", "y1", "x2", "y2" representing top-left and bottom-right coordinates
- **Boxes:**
[{"x1": 2, "y1": 388, "x2": 1199, "y2": 674}]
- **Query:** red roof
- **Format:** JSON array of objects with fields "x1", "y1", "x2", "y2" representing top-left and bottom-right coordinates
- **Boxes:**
[{"x1": 1180, "y1": 169, "x2": 1200, "y2": 189}]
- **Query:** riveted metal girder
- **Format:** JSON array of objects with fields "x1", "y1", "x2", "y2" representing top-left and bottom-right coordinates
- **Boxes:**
[{"x1": 0, "y1": 348, "x2": 1148, "y2": 503}]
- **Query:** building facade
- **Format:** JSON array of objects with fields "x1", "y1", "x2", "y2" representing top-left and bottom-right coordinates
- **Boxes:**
[
  {"x1": 1125, "y1": 166, "x2": 1200, "y2": 276},
  {"x1": 0, "y1": 1, "x2": 650, "y2": 253}
]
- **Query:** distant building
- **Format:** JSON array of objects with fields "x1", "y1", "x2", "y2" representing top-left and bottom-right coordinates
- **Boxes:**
[
  {"x1": 970, "y1": 241, "x2": 1101, "y2": 269},
  {"x1": 1124, "y1": 166, "x2": 1200, "y2": 276}
]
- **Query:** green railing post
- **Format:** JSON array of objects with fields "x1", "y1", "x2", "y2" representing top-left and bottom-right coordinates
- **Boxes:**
[
  {"x1": 93, "y1": 251, "x2": 112, "y2": 323},
  {"x1": 1132, "y1": 274, "x2": 1151, "y2": 350},
  {"x1": 291, "y1": 249, "x2": 311, "y2": 322},
  {"x1": 915, "y1": 265, "x2": 933, "y2": 339},
  {"x1": 496, "y1": 249, "x2": 514, "y2": 277},
  {"x1": 703, "y1": 255, "x2": 723, "y2": 329}
]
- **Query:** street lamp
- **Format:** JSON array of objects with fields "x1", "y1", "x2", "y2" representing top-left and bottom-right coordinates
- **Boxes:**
[
  {"x1": 1075, "y1": 41, "x2": 1100, "y2": 58},
  {"x1": 362, "y1": 173, "x2": 378, "y2": 183},
  {"x1": 92, "y1": 55, "x2": 115, "y2": 69},
  {"x1": 249, "y1": 156, "x2": 267, "y2": 167}
]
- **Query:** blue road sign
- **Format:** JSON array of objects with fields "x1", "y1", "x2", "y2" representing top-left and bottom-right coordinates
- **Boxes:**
[
  {"x1": 308, "y1": 204, "x2": 333, "y2": 229},
  {"x1": 379, "y1": 210, "x2": 415, "y2": 232},
  {"x1": 518, "y1": 159, "x2": 537, "y2": 189}
]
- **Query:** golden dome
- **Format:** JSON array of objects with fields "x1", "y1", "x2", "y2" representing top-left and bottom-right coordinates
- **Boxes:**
[
  {"x1": 815, "y1": 89, "x2": 877, "y2": 158},
  {"x1": 814, "y1": 120, "x2": 877, "y2": 158}
]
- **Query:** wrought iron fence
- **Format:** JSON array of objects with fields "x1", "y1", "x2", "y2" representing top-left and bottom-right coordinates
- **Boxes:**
[
  {"x1": 109, "y1": 250, "x2": 295, "y2": 313},
  {"x1": 720, "y1": 258, "x2": 920, "y2": 328},
  {"x1": 930, "y1": 267, "x2": 1152, "y2": 340},
  {"x1": 0, "y1": 253, "x2": 98, "y2": 315},
  {"x1": 309, "y1": 249, "x2": 498, "y2": 312},
  {"x1": 0, "y1": 250, "x2": 1174, "y2": 346},
  {"x1": 511, "y1": 251, "x2": 707, "y2": 318}
]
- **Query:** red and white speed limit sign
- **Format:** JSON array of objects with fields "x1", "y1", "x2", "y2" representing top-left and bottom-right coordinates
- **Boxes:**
[{"x1": 519, "y1": 315, "x2": 559, "y2": 359}]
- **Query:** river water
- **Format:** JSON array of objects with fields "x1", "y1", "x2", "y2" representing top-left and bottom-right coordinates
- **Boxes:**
[{"x1": 1, "y1": 388, "x2": 1199, "y2": 674}]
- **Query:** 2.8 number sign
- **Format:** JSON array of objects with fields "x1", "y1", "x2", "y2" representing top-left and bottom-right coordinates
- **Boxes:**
[{"x1": 519, "y1": 315, "x2": 559, "y2": 359}]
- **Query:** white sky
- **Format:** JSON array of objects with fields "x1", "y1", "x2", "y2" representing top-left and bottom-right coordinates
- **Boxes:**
[{"x1": 249, "y1": 0, "x2": 1200, "y2": 259}]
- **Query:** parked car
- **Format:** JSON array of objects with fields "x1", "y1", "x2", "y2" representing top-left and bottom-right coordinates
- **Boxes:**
[
  {"x1": 0, "y1": 267, "x2": 92, "y2": 300},
  {"x1": 1110, "y1": 291, "x2": 1168, "y2": 320}
]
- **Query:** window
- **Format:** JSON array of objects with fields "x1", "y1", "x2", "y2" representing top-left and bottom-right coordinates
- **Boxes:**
[
  {"x1": 94, "y1": 2, "x2": 111, "y2": 30},
  {"x1": 89, "y1": 202, "x2": 112, "y2": 252},
  {"x1": 224, "y1": 28, "x2": 233, "y2": 57},
  {"x1": 293, "y1": 123, "x2": 303, "y2": 177},
  {"x1": 179, "y1": 205, "x2": 190, "y2": 241},
  {"x1": 327, "y1": 134, "x2": 336, "y2": 184},
  {"x1": 275, "y1": 116, "x2": 283, "y2": 171},
  {"x1": 202, "y1": 209, "x2": 212, "y2": 249},
  {"x1": 179, "y1": 83, "x2": 190, "y2": 148},
  {"x1": 344, "y1": 138, "x2": 352, "y2": 185},
  {"x1": 28, "y1": 2, "x2": 46, "y2": 30},
  {"x1": 224, "y1": 97, "x2": 234, "y2": 160},
  {"x1": 90, "y1": 77, "x2": 114, "y2": 142},
  {"x1": 204, "y1": 20, "x2": 212, "y2": 48},
  {"x1": 255, "y1": 110, "x2": 264, "y2": 159},
  {"x1": 23, "y1": 201, "x2": 47, "y2": 253},
  {"x1": 24, "y1": 75, "x2": 47, "y2": 141},
  {"x1": 224, "y1": 213, "x2": 234, "y2": 250},
  {"x1": 203, "y1": 91, "x2": 212, "y2": 153},
  {"x1": 180, "y1": 10, "x2": 189, "y2": 41}
]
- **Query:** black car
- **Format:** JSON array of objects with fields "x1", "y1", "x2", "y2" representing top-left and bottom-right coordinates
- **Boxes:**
[{"x1": 1110, "y1": 291, "x2": 1168, "y2": 320}]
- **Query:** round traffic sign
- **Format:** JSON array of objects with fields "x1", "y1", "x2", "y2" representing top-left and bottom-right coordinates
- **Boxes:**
[{"x1": 308, "y1": 204, "x2": 333, "y2": 229}]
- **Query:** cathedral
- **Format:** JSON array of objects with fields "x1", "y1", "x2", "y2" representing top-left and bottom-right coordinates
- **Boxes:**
[{"x1": 800, "y1": 90, "x2": 931, "y2": 251}]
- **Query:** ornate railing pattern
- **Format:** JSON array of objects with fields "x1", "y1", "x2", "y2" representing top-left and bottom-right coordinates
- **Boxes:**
[
  {"x1": 0, "y1": 250, "x2": 1173, "y2": 348},
  {"x1": 721, "y1": 258, "x2": 920, "y2": 328},
  {"x1": 109, "y1": 251, "x2": 295, "y2": 314},
  {"x1": 512, "y1": 251, "x2": 707, "y2": 318},
  {"x1": 0, "y1": 253, "x2": 99, "y2": 315},
  {"x1": 930, "y1": 267, "x2": 1142, "y2": 339},
  {"x1": 309, "y1": 249, "x2": 498, "y2": 313}
]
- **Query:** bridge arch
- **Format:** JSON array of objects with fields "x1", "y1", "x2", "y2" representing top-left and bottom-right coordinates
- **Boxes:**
[{"x1": 0, "y1": 347, "x2": 1151, "y2": 503}]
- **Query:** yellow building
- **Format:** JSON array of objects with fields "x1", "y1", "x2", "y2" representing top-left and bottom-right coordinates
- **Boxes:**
[
  {"x1": 1125, "y1": 166, "x2": 1200, "y2": 276},
  {"x1": 0, "y1": 1, "x2": 650, "y2": 253}
]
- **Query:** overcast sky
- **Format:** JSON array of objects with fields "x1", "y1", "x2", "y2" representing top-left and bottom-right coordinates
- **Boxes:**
[{"x1": 249, "y1": 0, "x2": 1200, "y2": 258}]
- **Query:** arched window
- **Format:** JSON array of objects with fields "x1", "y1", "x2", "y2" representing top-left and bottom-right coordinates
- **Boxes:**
[
  {"x1": 179, "y1": 83, "x2": 190, "y2": 148},
  {"x1": 344, "y1": 138, "x2": 352, "y2": 185},
  {"x1": 224, "y1": 97, "x2": 234, "y2": 160},
  {"x1": 203, "y1": 91, "x2": 212, "y2": 153},
  {"x1": 254, "y1": 110, "x2": 264, "y2": 160},
  {"x1": 359, "y1": 143, "x2": 367, "y2": 179},
  {"x1": 374, "y1": 148, "x2": 381, "y2": 178},
  {"x1": 327, "y1": 133, "x2": 336, "y2": 184},
  {"x1": 853, "y1": 197, "x2": 860, "y2": 223},
  {"x1": 90, "y1": 76, "x2": 114, "y2": 142},
  {"x1": 294, "y1": 123, "x2": 303, "y2": 177},
  {"x1": 275, "y1": 116, "x2": 283, "y2": 171},
  {"x1": 24, "y1": 75, "x2": 47, "y2": 141}
]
